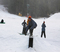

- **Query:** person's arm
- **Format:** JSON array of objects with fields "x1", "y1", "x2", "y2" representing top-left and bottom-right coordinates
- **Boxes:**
[
  {"x1": 22, "y1": 22, "x2": 24, "y2": 26},
  {"x1": 41, "y1": 24, "x2": 43, "y2": 27},
  {"x1": 45, "y1": 24, "x2": 46, "y2": 27}
]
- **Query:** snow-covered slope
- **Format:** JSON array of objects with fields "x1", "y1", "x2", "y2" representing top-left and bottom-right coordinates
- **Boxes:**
[
  {"x1": 49, "y1": 13, "x2": 60, "y2": 19},
  {"x1": 0, "y1": 5, "x2": 60, "y2": 52}
]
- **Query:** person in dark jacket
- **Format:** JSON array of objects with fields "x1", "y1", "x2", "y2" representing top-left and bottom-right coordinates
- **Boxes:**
[
  {"x1": 41, "y1": 21, "x2": 46, "y2": 38},
  {"x1": 22, "y1": 20, "x2": 27, "y2": 35},
  {"x1": 26, "y1": 16, "x2": 37, "y2": 36},
  {"x1": 1, "y1": 19, "x2": 4, "y2": 23}
]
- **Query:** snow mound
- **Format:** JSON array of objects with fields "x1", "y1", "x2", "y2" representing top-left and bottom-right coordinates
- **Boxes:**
[{"x1": 49, "y1": 12, "x2": 60, "y2": 19}]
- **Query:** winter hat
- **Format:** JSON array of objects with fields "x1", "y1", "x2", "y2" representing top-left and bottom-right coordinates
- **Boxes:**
[
  {"x1": 24, "y1": 20, "x2": 25, "y2": 21},
  {"x1": 43, "y1": 21, "x2": 45, "y2": 23},
  {"x1": 28, "y1": 16, "x2": 31, "y2": 19}
]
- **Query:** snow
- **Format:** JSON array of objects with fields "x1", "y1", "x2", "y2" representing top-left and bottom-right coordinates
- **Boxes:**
[
  {"x1": 49, "y1": 13, "x2": 60, "y2": 19},
  {"x1": 0, "y1": 5, "x2": 60, "y2": 52}
]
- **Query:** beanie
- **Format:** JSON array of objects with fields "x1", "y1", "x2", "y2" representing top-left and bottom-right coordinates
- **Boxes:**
[{"x1": 28, "y1": 16, "x2": 31, "y2": 18}]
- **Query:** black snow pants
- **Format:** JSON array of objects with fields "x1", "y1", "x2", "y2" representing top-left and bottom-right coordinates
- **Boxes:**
[
  {"x1": 41, "y1": 31, "x2": 46, "y2": 38},
  {"x1": 29, "y1": 29, "x2": 33, "y2": 36},
  {"x1": 22, "y1": 28, "x2": 26, "y2": 35}
]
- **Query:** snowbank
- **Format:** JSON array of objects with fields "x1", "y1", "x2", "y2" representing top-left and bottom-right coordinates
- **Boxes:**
[{"x1": 49, "y1": 12, "x2": 60, "y2": 19}]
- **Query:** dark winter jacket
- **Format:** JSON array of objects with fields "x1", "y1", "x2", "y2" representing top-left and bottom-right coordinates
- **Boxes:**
[
  {"x1": 22, "y1": 22, "x2": 27, "y2": 28},
  {"x1": 26, "y1": 19, "x2": 37, "y2": 32},
  {"x1": 42, "y1": 23, "x2": 46, "y2": 31},
  {"x1": 1, "y1": 19, "x2": 4, "y2": 23}
]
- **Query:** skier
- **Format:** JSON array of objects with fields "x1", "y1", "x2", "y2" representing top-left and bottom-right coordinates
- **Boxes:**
[
  {"x1": 26, "y1": 16, "x2": 37, "y2": 36},
  {"x1": 22, "y1": 20, "x2": 27, "y2": 35},
  {"x1": 41, "y1": 21, "x2": 46, "y2": 38}
]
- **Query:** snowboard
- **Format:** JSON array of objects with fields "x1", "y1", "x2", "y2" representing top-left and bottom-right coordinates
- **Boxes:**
[
  {"x1": 0, "y1": 22, "x2": 5, "y2": 24},
  {"x1": 18, "y1": 33, "x2": 29, "y2": 35},
  {"x1": 19, "y1": 33, "x2": 25, "y2": 35}
]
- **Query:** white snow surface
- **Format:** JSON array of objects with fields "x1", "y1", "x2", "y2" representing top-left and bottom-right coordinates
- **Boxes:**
[{"x1": 0, "y1": 5, "x2": 60, "y2": 52}]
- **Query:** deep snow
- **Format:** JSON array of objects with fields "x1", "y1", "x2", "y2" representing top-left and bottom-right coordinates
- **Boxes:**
[{"x1": 0, "y1": 5, "x2": 60, "y2": 52}]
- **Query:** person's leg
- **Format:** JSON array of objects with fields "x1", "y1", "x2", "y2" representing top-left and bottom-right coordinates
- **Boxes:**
[
  {"x1": 41, "y1": 31, "x2": 43, "y2": 37},
  {"x1": 24, "y1": 28, "x2": 26, "y2": 34},
  {"x1": 23, "y1": 28, "x2": 25, "y2": 34},
  {"x1": 30, "y1": 29, "x2": 33, "y2": 36},
  {"x1": 22, "y1": 28, "x2": 24, "y2": 34},
  {"x1": 44, "y1": 31, "x2": 46, "y2": 38}
]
